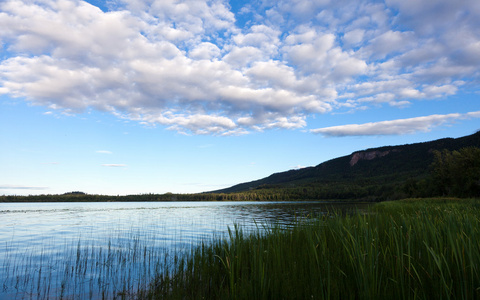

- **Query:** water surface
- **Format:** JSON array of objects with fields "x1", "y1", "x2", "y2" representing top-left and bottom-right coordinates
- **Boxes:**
[{"x1": 0, "y1": 201, "x2": 368, "y2": 299}]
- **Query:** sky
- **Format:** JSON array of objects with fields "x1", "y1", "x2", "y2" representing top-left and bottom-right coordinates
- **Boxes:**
[{"x1": 1, "y1": 0, "x2": 480, "y2": 196}]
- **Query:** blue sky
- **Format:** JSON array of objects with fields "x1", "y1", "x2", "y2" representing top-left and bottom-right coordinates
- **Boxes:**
[{"x1": 1, "y1": 0, "x2": 479, "y2": 195}]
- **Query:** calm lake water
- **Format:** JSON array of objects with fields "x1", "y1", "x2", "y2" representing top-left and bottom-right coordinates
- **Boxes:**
[{"x1": 0, "y1": 201, "x2": 369, "y2": 299}]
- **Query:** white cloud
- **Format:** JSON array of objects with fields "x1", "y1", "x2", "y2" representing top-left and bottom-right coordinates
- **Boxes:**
[
  {"x1": 291, "y1": 165, "x2": 306, "y2": 170},
  {"x1": 0, "y1": 184, "x2": 48, "y2": 190},
  {"x1": 148, "y1": 112, "x2": 237, "y2": 135},
  {"x1": 362, "y1": 30, "x2": 416, "y2": 60},
  {"x1": 232, "y1": 24, "x2": 280, "y2": 55},
  {"x1": 0, "y1": 0, "x2": 479, "y2": 135},
  {"x1": 102, "y1": 164, "x2": 127, "y2": 167},
  {"x1": 343, "y1": 29, "x2": 365, "y2": 46},
  {"x1": 222, "y1": 46, "x2": 264, "y2": 67},
  {"x1": 311, "y1": 111, "x2": 480, "y2": 136},
  {"x1": 188, "y1": 42, "x2": 221, "y2": 60},
  {"x1": 385, "y1": 0, "x2": 480, "y2": 36}
]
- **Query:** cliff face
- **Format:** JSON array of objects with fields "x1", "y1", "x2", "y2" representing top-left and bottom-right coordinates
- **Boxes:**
[{"x1": 349, "y1": 150, "x2": 399, "y2": 166}]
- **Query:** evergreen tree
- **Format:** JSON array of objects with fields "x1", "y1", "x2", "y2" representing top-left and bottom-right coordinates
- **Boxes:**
[{"x1": 430, "y1": 147, "x2": 480, "y2": 197}]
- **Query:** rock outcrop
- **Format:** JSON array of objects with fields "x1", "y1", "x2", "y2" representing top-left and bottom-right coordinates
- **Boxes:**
[{"x1": 349, "y1": 150, "x2": 396, "y2": 166}]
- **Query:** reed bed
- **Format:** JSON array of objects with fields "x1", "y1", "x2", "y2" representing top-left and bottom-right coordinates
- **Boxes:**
[
  {"x1": 1, "y1": 228, "x2": 200, "y2": 299},
  {"x1": 144, "y1": 198, "x2": 480, "y2": 299}
]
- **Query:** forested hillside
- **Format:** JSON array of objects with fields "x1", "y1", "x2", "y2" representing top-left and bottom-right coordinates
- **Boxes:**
[{"x1": 209, "y1": 131, "x2": 480, "y2": 200}]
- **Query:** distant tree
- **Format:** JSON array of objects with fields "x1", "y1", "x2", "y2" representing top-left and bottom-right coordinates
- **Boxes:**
[
  {"x1": 430, "y1": 147, "x2": 480, "y2": 197},
  {"x1": 402, "y1": 178, "x2": 419, "y2": 198}
]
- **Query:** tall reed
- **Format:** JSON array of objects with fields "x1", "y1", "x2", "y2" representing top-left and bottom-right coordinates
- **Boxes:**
[
  {"x1": 1, "y1": 229, "x2": 191, "y2": 299},
  {"x1": 144, "y1": 198, "x2": 480, "y2": 299}
]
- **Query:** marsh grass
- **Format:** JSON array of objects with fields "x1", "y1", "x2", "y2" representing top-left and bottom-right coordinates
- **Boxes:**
[
  {"x1": 1, "y1": 229, "x2": 198, "y2": 299},
  {"x1": 2, "y1": 199, "x2": 479, "y2": 299},
  {"x1": 144, "y1": 198, "x2": 480, "y2": 299}
]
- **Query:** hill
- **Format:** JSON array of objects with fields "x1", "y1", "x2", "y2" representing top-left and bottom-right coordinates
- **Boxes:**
[{"x1": 210, "y1": 131, "x2": 480, "y2": 201}]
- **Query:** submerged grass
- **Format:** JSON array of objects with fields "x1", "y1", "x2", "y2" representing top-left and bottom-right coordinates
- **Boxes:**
[
  {"x1": 1, "y1": 228, "x2": 196, "y2": 299},
  {"x1": 143, "y1": 198, "x2": 480, "y2": 300}
]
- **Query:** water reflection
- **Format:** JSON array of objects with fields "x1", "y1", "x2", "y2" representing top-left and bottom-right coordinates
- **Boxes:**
[{"x1": 0, "y1": 201, "x2": 369, "y2": 299}]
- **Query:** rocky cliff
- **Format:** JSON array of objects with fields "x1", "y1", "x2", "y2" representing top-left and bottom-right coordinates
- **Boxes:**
[{"x1": 349, "y1": 149, "x2": 399, "y2": 166}]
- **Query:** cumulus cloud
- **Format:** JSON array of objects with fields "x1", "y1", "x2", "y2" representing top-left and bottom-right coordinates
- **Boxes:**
[
  {"x1": 0, "y1": 0, "x2": 479, "y2": 135},
  {"x1": 311, "y1": 111, "x2": 480, "y2": 136}
]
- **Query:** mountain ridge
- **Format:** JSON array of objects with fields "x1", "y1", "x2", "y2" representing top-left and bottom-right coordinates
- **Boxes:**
[{"x1": 210, "y1": 131, "x2": 480, "y2": 197}]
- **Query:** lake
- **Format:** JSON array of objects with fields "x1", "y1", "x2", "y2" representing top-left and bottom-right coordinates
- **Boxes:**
[{"x1": 0, "y1": 201, "x2": 369, "y2": 299}]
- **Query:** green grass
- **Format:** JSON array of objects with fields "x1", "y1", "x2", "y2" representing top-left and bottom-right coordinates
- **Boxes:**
[
  {"x1": 1, "y1": 231, "x2": 175, "y2": 299},
  {"x1": 142, "y1": 198, "x2": 480, "y2": 299}
]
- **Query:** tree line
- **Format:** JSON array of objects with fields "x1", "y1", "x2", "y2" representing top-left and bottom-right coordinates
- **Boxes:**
[{"x1": 1, "y1": 147, "x2": 479, "y2": 202}]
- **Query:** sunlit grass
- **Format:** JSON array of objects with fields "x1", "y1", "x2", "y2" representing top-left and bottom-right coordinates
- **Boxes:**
[{"x1": 144, "y1": 198, "x2": 480, "y2": 299}]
